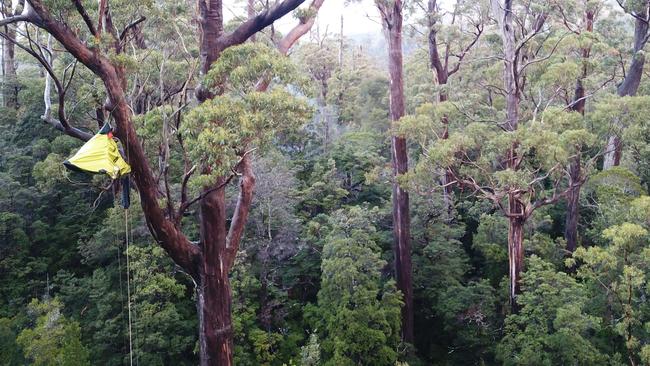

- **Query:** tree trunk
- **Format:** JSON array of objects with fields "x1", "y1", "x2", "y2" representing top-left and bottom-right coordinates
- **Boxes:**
[
  {"x1": 2, "y1": 22, "x2": 17, "y2": 108},
  {"x1": 427, "y1": 0, "x2": 453, "y2": 216},
  {"x1": 196, "y1": 0, "x2": 224, "y2": 101},
  {"x1": 492, "y1": 0, "x2": 525, "y2": 311},
  {"x1": 382, "y1": 0, "x2": 413, "y2": 343},
  {"x1": 564, "y1": 156, "x2": 581, "y2": 253},
  {"x1": 197, "y1": 182, "x2": 234, "y2": 366},
  {"x1": 502, "y1": 24, "x2": 518, "y2": 130},
  {"x1": 565, "y1": 78, "x2": 583, "y2": 252},
  {"x1": 604, "y1": 14, "x2": 649, "y2": 169},
  {"x1": 197, "y1": 275, "x2": 234, "y2": 366},
  {"x1": 564, "y1": 7, "x2": 593, "y2": 253},
  {"x1": 507, "y1": 204, "x2": 524, "y2": 312}
]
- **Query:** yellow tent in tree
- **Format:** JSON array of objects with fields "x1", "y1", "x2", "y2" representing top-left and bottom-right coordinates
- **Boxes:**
[
  {"x1": 64, "y1": 124, "x2": 132, "y2": 208},
  {"x1": 63, "y1": 124, "x2": 131, "y2": 179}
]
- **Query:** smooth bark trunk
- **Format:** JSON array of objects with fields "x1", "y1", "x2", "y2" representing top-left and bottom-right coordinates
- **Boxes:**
[
  {"x1": 604, "y1": 15, "x2": 648, "y2": 169},
  {"x1": 198, "y1": 183, "x2": 233, "y2": 366},
  {"x1": 382, "y1": 0, "x2": 413, "y2": 343},
  {"x1": 2, "y1": 23, "x2": 17, "y2": 108}
]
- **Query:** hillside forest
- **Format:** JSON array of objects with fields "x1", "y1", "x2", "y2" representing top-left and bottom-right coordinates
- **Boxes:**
[{"x1": 2, "y1": 0, "x2": 650, "y2": 365}]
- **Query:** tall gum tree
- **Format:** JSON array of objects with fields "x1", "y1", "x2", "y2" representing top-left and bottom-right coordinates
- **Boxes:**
[
  {"x1": 425, "y1": 0, "x2": 485, "y2": 214},
  {"x1": 405, "y1": 0, "x2": 595, "y2": 312},
  {"x1": 603, "y1": 0, "x2": 650, "y2": 169},
  {"x1": 0, "y1": 0, "x2": 321, "y2": 365},
  {"x1": 375, "y1": 0, "x2": 414, "y2": 342},
  {"x1": 560, "y1": 0, "x2": 600, "y2": 253}
]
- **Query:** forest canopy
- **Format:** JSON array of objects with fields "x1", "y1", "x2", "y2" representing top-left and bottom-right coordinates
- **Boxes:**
[{"x1": 1, "y1": 0, "x2": 650, "y2": 365}]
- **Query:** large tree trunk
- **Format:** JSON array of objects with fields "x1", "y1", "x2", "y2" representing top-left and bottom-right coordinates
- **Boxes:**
[
  {"x1": 196, "y1": 276, "x2": 234, "y2": 366},
  {"x1": 492, "y1": 0, "x2": 525, "y2": 311},
  {"x1": 198, "y1": 182, "x2": 233, "y2": 366},
  {"x1": 381, "y1": 0, "x2": 413, "y2": 343},
  {"x1": 196, "y1": 0, "x2": 224, "y2": 102},
  {"x1": 564, "y1": 8, "x2": 593, "y2": 253},
  {"x1": 501, "y1": 18, "x2": 518, "y2": 130},
  {"x1": 604, "y1": 14, "x2": 649, "y2": 169}
]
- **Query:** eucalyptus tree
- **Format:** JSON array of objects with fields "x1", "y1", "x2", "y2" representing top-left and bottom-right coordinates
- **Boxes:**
[
  {"x1": 560, "y1": 0, "x2": 601, "y2": 253},
  {"x1": 0, "y1": 1, "x2": 320, "y2": 365},
  {"x1": 542, "y1": 0, "x2": 609, "y2": 253},
  {"x1": 374, "y1": 0, "x2": 414, "y2": 342},
  {"x1": 423, "y1": 0, "x2": 487, "y2": 212},
  {"x1": 603, "y1": 0, "x2": 650, "y2": 169},
  {"x1": 403, "y1": 0, "x2": 598, "y2": 311}
]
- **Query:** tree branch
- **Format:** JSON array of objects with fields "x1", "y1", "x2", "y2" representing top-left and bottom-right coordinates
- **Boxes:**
[
  {"x1": 0, "y1": 28, "x2": 93, "y2": 141},
  {"x1": 277, "y1": 0, "x2": 324, "y2": 54},
  {"x1": 178, "y1": 172, "x2": 236, "y2": 221},
  {"x1": 71, "y1": 0, "x2": 97, "y2": 36},
  {"x1": 119, "y1": 16, "x2": 146, "y2": 43},
  {"x1": 0, "y1": 13, "x2": 28, "y2": 27},
  {"x1": 27, "y1": 0, "x2": 202, "y2": 281},
  {"x1": 218, "y1": 0, "x2": 307, "y2": 50},
  {"x1": 448, "y1": 22, "x2": 484, "y2": 76},
  {"x1": 225, "y1": 154, "x2": 255, "y2": 269}
]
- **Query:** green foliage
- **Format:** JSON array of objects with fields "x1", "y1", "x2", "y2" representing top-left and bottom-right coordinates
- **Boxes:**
[
  {"x1": 7, "y1": 1, "x2": 650, "y2": 365},
  {"x1": 129, "y1": 244, "x2": 197, "y2": 365},
  {"x1": 183, "y1": 44, "x2": 311, "y2": 185},
  {"x1": 0, "y1": 317, "x2": 23, "y2": 365},
  {"x1": 314, "y1": 206, "x2": 402, "y2": 366},
  {"x1": 572, "y1": 214, "x2": 650, "y2": 364},
  {"x1": 300, "y1": 333, "x2": 321, "y2": 366},
  {"x1": 497, "y1": 256, "x2": 607, "y2": 366},
  {"x1": 16, "y1": 298, "x2": 90, "y2": 366}
]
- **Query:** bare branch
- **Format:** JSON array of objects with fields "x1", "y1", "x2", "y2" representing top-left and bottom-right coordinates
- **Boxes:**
[
  {"x1": 277, "y1": 0, "x2": 324, "y2": 54},
  {"x1": 218, "y1": 0, "x2": 307, "y2": 50},
  {"x1": 71, "y1": 0, "x2": 97, "y2": 36},
  {"x1": 518, "y1": 32, "x2": 569, "y2": 74},
  {"x1": 119, "y1": 16, "x2": 146, "y2": 43},
  {"x1": 448, "y1": 23, "x2": 484, "y2": 76}
]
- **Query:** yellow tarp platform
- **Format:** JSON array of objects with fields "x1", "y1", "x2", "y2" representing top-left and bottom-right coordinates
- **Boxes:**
[{"x1": 63, "y1": 128, "x2": 131, "y2": 179}]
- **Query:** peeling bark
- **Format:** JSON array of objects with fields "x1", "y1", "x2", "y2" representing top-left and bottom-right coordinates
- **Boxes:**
[{"x1": 507, "y1": 209, "x2": 524, "y2": 312}]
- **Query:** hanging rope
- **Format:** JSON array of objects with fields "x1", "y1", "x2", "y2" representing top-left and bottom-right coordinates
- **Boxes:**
[
  {"x1": 115, "y1": 215, "x2": 128, "y2": 358},
  {"x1": 125, "y1": 208, "x2": 134, "y2": 366}
]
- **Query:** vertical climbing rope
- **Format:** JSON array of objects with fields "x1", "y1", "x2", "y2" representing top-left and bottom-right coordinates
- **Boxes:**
[
  {"x1": 116, "y1": 218, "x2": 127, "y2": 357},
  {"x1": 125, "y1": 209, "x2": 134, "y2": 366}
]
